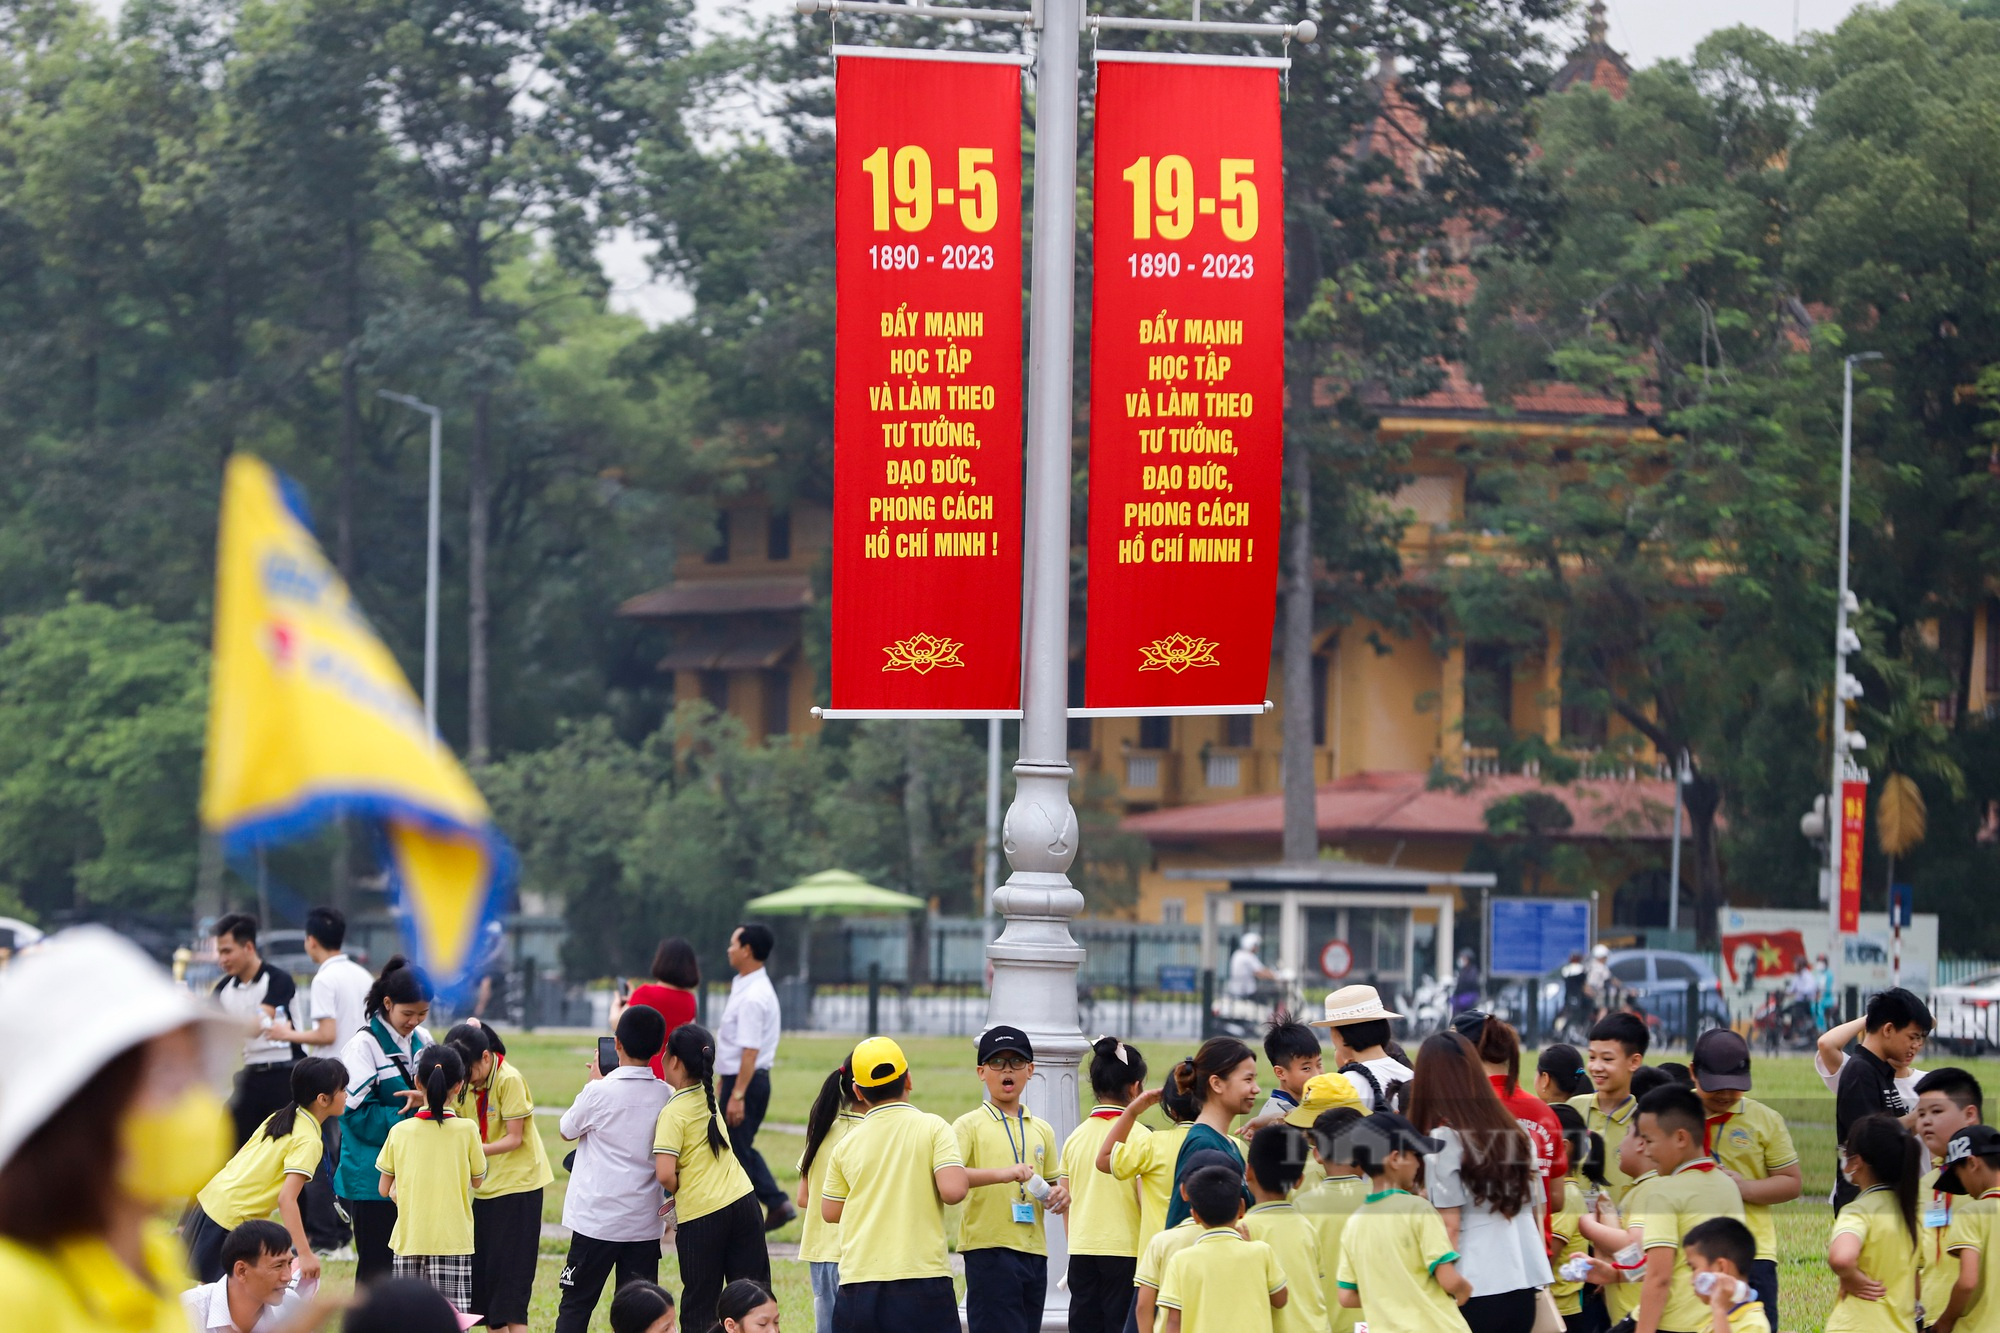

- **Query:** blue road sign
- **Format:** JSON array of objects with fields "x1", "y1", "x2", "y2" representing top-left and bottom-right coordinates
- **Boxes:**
[
  {"x1": 1158, "y1": 964, "x2": 1197, "y2": 994},
  {"x1": 1489, "y1": 897, "x2": 1594, "y2": 978},
  {"x1": 1889, "y1": 882, "x2": 1913, "y2": 929}
]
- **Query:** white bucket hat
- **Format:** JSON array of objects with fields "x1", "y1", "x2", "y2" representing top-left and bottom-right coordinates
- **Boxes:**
[
  {"x1": 0, "y1": 926, "x2": 247, "y2": 1172},
  {"x1": 1308, "y1": 983, "x2": 1402, "y2": 1027}
]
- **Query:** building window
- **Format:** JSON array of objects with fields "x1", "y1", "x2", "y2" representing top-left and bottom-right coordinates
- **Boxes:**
[
  {"x1": 700, "y1": 670, "x2": 729, "y2": 712},
  {"x1": 1312, "y1": 654, "x2": 1329, "y2": 746},
  {"x1": 1138, "y1": 716, "x2": 1172, "y2": 750},
  {"x1": 1224, "y1": 713, "x2": 1253, "y2": 748},
  {"x1": 1160, "y1": 898, "x2": 1186, "y2": 925},
  {"x1": 1464, "y1": 642, "x2": 1513, "y2": 748},
  {"x1": 1987, "y1": 600, "x2": 2000, "y2": 695},
  {"x1": 1067, "y1": 656, "x2": 1091, "y2": 751},
  {"x1": 763, "y1": 669, "x2": 791, "y2": 737},
  {"x1": 1205, "y1": 753, "x2": 1241, "y2": 788},
  {"x1": 767, "y1": 510, "x2": 791, "y2": 561},
  {"x1": 705, "y1": 511, "x2": 731, "y2": 564}
]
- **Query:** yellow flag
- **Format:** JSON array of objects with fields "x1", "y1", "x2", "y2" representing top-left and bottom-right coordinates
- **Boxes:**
[{"x1": 201, "y1": 455, "x2": 509, "y2": 992}]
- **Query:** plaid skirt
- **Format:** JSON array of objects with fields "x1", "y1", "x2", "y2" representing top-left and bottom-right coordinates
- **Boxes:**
[{"x1": 392, "y1": 1252, "x2": 474, "y2": 1312}]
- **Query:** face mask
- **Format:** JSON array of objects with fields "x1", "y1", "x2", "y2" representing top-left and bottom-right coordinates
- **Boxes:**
[{"x1": 119, "y1": 1086, "x2": 231, "y2": 1207}]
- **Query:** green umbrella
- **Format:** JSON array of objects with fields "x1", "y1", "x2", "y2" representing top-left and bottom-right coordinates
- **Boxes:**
[{"x1": 745, "y1": 870, "x2": 925, "y2": 982}]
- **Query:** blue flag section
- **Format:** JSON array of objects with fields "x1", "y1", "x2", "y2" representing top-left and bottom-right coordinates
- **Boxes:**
[{"x1": 200, "y1": 455, "x2": 513, "y2": 999}]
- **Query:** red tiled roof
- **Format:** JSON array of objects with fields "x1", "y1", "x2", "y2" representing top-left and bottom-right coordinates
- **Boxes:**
[
  {"x1": 1388, "y1": 362, "x2": 1652, "y2": 421},
  {"x1": 1122, "y1": 769, "x2": 1683, "y2": 843},
  {"x1": 617, "y1": 576, "x2": 813, "y2": 619}
]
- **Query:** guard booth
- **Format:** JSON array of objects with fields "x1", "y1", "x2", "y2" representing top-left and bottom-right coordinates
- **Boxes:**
[{"x1": 1180, "y1": 863, "x2": 1495, "y2": 1012}]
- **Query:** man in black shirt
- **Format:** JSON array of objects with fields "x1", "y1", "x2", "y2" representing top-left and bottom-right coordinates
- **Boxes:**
[{"x1": 1832, "y1": 986, "x2": 1932, "y2": 1208}]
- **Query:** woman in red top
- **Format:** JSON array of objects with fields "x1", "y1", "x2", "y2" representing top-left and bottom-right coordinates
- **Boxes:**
[
  {"x1": 1456, "y1": 1010, "x2": 1569, "y2": 1246},
  {"x1": 613, "y1": 938, "x2": 700, "y2": 1078}
]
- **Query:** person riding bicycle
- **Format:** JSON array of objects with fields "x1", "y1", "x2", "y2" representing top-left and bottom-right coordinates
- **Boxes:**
[
  {"x1": 1585, "y1": 944, "x2": 1616, "y2": 1020},
  {"x1": 1559, "y1": 952, "x2": 1591, "y2": 1037},
  {"x1": 1785, "y1": 958, "x2": 1821, "y2": 1033}
]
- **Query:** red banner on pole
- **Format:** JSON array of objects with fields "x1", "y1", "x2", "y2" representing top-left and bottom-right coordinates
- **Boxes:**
[
  {"x1": 1085, "y1": 60, "x2": 1284, "y2": 709},
  {"x1": 1840, "y1": 779, "x2": 1867, "y2": 933},
  {"x1": 831, "y1": 55, "x2": 1023, "y2": 711}
]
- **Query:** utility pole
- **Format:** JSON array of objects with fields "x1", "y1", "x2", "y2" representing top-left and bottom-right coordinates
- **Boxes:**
[
  {"x1": 378, "y1": 391, "x2": 444, "y2": 741},
  {"x1": 1828, "y1": 352, "x2": 1879, "y2": 940}
]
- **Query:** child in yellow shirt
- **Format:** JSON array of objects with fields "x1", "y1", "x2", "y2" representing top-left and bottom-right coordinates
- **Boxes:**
[
  {"x1": 1158, "y1": 1164, "x2": 1287, "y2": 1333},
  {"x1": 1685, "y1": 1218, "x2": 1772, "y2": 1333},
  {"x1": 1332, "y1": 1111, "x2": 1472, "y2": 1332},
  {"x1": 1133, "y1": 1148, "x2": 1240, "y2": 1333},
  {"x1": 1826, "y1": 1114, "x2": 1921, "y2": 1333},
  {"x1": 1937, "y1": 1124, "x2": 2000, "y2": 1333},
  {"x1": 1242, "y1": 1124, "x2": 1321, "y2": 1333},
  {"x1": 1297, "y1": 1106, "x2": 1369, "y2": 1333},
  {"x1": 376, "y1": 1045, "x2": 486, "y2": 1312},
  {"x1": 1099, "y1": 1067, "x2": 1198, "y2": 1254},
  {"x1": 1060, "y1": 1036, "x2": 1150, "y2": 1333}
]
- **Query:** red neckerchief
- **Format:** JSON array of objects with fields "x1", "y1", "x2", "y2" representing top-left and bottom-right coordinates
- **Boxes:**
[
  {"x1": 1091, "y1": 1107, "x2": 1125, "y2": 1120},
  {"x1": 1678, "y1": 1158, "x2": 1718, "y2": 1172},
  {"x1": 475, "y1": 1055, "x2": 505, "y2": 1142},
  {"x1": 413, "y1": 1108, "x2": 457, "y2": 1121},
  {"x1": 1703, "y1": 1113, "x2": 1732, "y2": 1155}
]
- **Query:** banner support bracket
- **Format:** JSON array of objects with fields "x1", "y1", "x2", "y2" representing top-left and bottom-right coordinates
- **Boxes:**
[{"x1": 795, "y1": 0, "x2": 1034, "y2": 24}]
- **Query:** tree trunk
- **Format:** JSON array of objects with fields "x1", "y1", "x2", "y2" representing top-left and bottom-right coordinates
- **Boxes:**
[
  {"x1": 1684, "y1": 769, "x2": 1724, "y2": 941},
  {"x1": 337, "y1": 217, "x2": 361, "y2": 582},
  {"x1": 1280, "y1": 362, "x2": 1317, "y2": 864},
  {"x1": 903, "y1": 724, "x2": 934, "y2": 983},
  {"x1": 468, "y1": 385, "x2": 491, "y2": 765}
]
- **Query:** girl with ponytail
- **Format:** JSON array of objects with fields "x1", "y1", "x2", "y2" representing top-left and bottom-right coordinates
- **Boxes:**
[
  {"x1": 375, "y1": 1044, "x2": 485, "y2": 1312},
  {"x1": 446, "y1": 1021, "x2": 551, "y2": 1333},
  {"x1": 1828, "y1": 1114, "x2": 1921, "y2": 1333},
  {"x1": 654, "y1": 1022, "x2": 772, "y2": 1327},
  {"x1": 337, "y1": 954, "x2": 435, "y2": 1283},
  {"x1": 1161, "y1": 1037, "x2": 1258, "y2": 1230},
  {"x1": 796, "y1": 1061, "x2": 861, "y2": 1333},
  {"x1": 1096, "y1": 1050, "x2": 1195, "y2": 1254},
  {"x1": 184, "y1": 1056, "x2": 348, "y2": 1283},
  {"x1": 1062, "y1": 1036, "x2": 1152, "y2": 1333},
  {"x1": 708, "y1": 1278, "x2": 780, "y2": 1333}
]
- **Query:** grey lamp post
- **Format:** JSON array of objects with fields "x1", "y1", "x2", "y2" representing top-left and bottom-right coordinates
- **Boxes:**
[
  {"x1": 378, "y1": 390, "x2": 443, "y2": 740},
  {"x1": 1827, "y1": 352, "x2": 1880, "y2": 939}
]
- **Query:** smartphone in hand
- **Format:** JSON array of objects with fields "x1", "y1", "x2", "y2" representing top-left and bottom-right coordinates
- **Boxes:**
[{"x1": 597, "y1": 1036, "x2": 620, "y2": 1074}]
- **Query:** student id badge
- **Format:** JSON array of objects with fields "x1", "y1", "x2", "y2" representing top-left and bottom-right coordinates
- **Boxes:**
[
  {"x1": 1013, "y1": 1200, "x2": 1036, "y2": 1224},
  {"x1": 1927, "y1": 1203, "x2": 1952, "y2": 1228}
]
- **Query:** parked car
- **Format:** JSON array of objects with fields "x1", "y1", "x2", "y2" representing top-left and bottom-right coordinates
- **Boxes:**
[
  {"x1": 1934, "y1": 969, "x2": 2000, "y2": 1053},
  {"x1": 1529, "y1": 949, "x2": 1730, "y2": 1043}
]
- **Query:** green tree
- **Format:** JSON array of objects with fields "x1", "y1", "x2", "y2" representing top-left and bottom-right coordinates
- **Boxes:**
[{"x1": 0, "y1": 600, "x2": 207, "y2": 915}]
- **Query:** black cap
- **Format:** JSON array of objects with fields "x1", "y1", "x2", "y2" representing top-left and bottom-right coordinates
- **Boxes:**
[
  {"x1": 1938, "y1": 1125, "x2": 2000, "y2": 1194},
  {"x1": 1691, "y1": 1029, "x2": 1753, "y2": 1092},
  {"x1": 977, "y1": 1025, "x2": 1034, "y2": 1064},
  {"x1": 1450, "y1": 1009, "x2": 1492, "y2": 1042},
  {"x1": 1181, "y1": 1147, "x2": 1243, "y2": 1178}
]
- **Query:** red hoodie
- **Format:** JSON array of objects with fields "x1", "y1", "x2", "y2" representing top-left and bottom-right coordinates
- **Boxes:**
[{"x1": 1491, "y1": 1072, "x2": 1568, "y2": 1248}]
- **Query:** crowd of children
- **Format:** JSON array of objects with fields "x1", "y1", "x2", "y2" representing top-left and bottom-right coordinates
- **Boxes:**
[{"x1": 162, "y1": 957, "x2": 1999, "y2": 1333}]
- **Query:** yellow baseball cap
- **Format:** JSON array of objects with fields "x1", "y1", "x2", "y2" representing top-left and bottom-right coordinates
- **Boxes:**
[
  {"x1": 852, "y1": 1036, "x2": 910, "y2": 1088},
  {"x1": 1284, "y1": 1072, "x2": 1364, "y2": 1127}
]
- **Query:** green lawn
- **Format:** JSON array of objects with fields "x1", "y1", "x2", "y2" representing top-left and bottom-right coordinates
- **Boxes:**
[{"x1": 305, "y1": 1033, "x2": 2000, "y2": 1332}]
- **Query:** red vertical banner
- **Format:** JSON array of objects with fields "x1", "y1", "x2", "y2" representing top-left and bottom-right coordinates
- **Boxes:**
[
  {"x1": 1840, "y1": 779, "x2": 1867, "y2": 932},
  {"x1": 1085, "y1": 59, "x2": 1285, "y2": 709},
  {"x1": 831, "y1": 54, "x2": 1024, "y2": 711}
]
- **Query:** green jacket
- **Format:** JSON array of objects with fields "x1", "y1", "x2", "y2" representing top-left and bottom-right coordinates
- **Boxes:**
[{"x1": 335, "y1": 1016, "x2": 432, "y2": 1201}]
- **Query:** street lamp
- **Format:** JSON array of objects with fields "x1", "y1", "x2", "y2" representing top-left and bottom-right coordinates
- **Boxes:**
[
  {"x1": 1827, "y1": 351, "x2": 1882, "y2": 939},
  {"x1": 378, "y1": 390, "x2": 443, "y2": 741}
]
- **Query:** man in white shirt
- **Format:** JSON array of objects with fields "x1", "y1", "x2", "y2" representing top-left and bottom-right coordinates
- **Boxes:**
[
  {"x1": 718, "y1": 921, "x2": 792, "y2": 1229},
  {"x1": 267, "y1": 906, "x2": 370, "y2": 1256},
  {"x1": 180, "y1": 1219, "x2": 309, "y2": 1333},
  {"x1": 210, "y1": 914, "x2": 303, "y2": 1147},
  {"x1": 554, "y1": 1004, "x2": 672, "y2": 1333},
  {"x1": 1226, "y1": 930, "x2": 1274, "y2": 999}
]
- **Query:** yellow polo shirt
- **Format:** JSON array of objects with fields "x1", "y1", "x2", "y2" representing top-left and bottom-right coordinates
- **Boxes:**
[
  {"x1": 1946, "y1": 1191, "x2": 2000, "y2": 1333},
  {"x1": 1569, "y1": 1090, "x2": 1639, "y2": 1200},
  {"x1": 1298, "y1": 1173, "x2": 1368, "y2": 1333},
  {"x1": 1727, "y1": 1297, "x2": 1773, "y2": 1333},
  {"x1": 1244, "y1": 1200, "x2": 1323, "y2": 1333},
  {"x1": 1158, "y1": 1227, "x2": 1287, "y2": 1333},
  {"x1": 1551, "y1": 1178, "x2": 1587, "y2": 1316},
  {"x1": 653, "y1": 1084, "x2": 754, "y2": 1223},
  {"x1": 955, "y1": 1101, "x2": 1058, "y2": 1254},
  {"x1": 1918, "y1": 1165, "x2": 1957, "y2": 1324},
  {"x1": 1137, "y1": 1218, "x2": 1201, "y2": 1292},
  {"x1": 454, "y1": 1060, "x2": 553, "y2": 1200},
  {"x1": 1333, "y1": 1188, "x2": 1463, "y2": 1333},
  {"x1": 0, "y1": 1223, "x2": 189, "y2": 1333},
  {"x1": 1634, "y1": 1158, "x2": 1746, "y2": 1333},
  {"x1": 1606, "y1": 1170, "x2": 1659, "y2": 1324},
  {"x1": 1113, "y1": 1120, "x2": 1189, "y2": 1251},
  {"x1": 376, "y1": 1113, "x2": 485, "y2": 1256},
  {"x1": 1827, "y1": 1185, "x2": 1919, "y2": 1333},
  {"x1": 798, "y1": 1111, "x2": 861, "y2": 1266},
  {"x1": 1061, "y1": 1108, "x2": 1144, "y2": 1257},
  {"x1": 1704, "y1": 1097, "x2": 1797, "y2": 1262},
  {"x1": 195, "y1": 1110, "x2": 322, "y2": 1228},
  {"x1": 822, "y1": 1100, "x2": 963, "y2": 1284}
]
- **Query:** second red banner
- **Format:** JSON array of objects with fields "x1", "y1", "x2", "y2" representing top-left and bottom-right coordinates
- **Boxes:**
[{"x1": 1085, "y1": 59, "x2": 1285, "y2": 710}]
